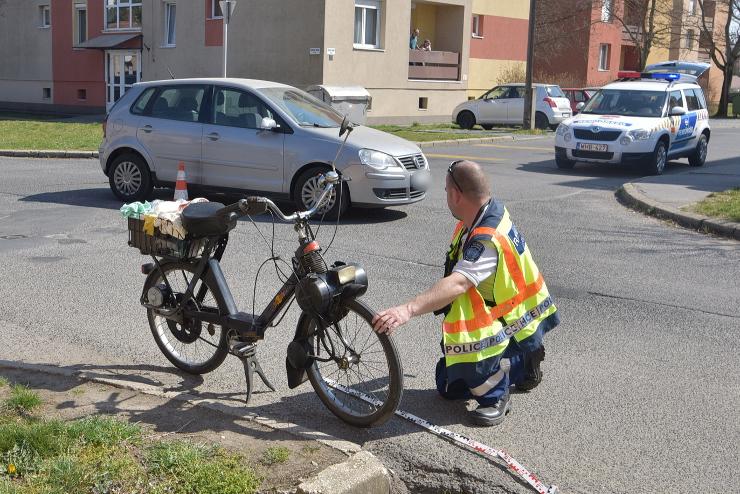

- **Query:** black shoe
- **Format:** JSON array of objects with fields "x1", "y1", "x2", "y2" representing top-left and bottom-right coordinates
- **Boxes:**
[
  {"x1": 516, "y1": 346, "x2": 545, "y2": 392},
  {"x1": 470, "y1": 392, "x2": 512, "y2": 427}
]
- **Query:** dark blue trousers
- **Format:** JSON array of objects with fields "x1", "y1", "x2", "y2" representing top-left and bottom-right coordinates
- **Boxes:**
[{"x1": 435, "y1": 357, "x2": 508, "y2": 407}]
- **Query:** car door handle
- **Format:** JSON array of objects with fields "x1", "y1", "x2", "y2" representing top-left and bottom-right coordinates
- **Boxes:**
[
  {"x1": 141, "y1": 125, "x2": 153, "y2": 133},
  {"x1": 207, "y1": 132, "x2": 220, "y2": 141}
]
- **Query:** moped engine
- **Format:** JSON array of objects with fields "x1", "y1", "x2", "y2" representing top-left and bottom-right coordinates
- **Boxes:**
[{"x1": 145, "y1": 283, "x2": 171, "y2": 308}]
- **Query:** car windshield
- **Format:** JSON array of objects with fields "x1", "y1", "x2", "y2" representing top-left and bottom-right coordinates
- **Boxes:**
[
  {"x1": 257, "y1": 87, "x2": 344, "y2": 127},
  {"x1": 546, "y1": 86, "x2": 565, "y2": 98},
  {"x1": 580, "y1": 89, "x2": 666, "y2": 117}
]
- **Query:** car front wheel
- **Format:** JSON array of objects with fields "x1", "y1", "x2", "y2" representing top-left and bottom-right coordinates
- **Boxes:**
[
  {"x1": 645, "y1": 140, "x2": 668, "y2": 175},
  {"x1": 108, "y1": 153, "x2": 153, "y2": 202},
  {"x1": 293, "y1": 167, "x2": 349, "y2": 220},
  {"x1": 688, "y1": 134, "x2": 708, "y2": 167}
]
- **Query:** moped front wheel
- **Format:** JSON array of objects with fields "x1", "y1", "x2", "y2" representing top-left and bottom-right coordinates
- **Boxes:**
[
  {"x1": 146, "y1": 262, "x2": 229, "y2": 375},
  {"x1": 305, "y1": 298, "x2": 403, "y2": 427}
]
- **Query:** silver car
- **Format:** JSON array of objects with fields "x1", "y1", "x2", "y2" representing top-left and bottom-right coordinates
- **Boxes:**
[{"x1": 100, "y1": 78, "x2": 429, "y2": 217}]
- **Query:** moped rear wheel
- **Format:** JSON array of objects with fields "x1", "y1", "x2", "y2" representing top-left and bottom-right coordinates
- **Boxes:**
[
  {"x1": 306, "y1": 298, "x2": 403, "y2": 427},
  {"x1": 146, "y1": 262, "x2": 229, "y2": 375}
]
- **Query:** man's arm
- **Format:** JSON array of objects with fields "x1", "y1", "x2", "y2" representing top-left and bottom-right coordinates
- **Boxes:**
[{"x1": 372, "y1": 272, "x2": 473, "y2": 334}]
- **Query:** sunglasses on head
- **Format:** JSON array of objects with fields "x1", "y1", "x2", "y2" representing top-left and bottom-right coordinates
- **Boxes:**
[{"x1": 447, "y1": 160, "x2": 464, "y2": 192}]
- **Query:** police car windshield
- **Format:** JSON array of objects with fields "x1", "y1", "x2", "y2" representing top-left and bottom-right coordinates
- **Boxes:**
[{"x1": 581, "y1": 89, "x2": 666, "y2": 117}]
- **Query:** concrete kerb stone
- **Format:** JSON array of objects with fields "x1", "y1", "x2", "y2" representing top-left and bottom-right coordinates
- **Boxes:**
[
  {"x1": 0, "y1": 149, "x2": 98, "y2": 159},
  {"x1": 616, "y1": 183, "x2": 740, "y2": 240},
  {"x1": 0, "y1": 359, "x2": 391, "y2": 494}
]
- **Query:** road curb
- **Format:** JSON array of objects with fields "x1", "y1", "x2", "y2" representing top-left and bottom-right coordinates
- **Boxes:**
[
  {"x1": 416, "y1": 134, "x2": 547, "y2": 148},
  {"x1": 616, "y1": 183, "x2": 740, "y2": 240},
  {"x1": 0, "y1": 149, "x2": 98, "y2": 159},
  {"x1": 295, "y1": 451, "x2": 390, "y2": 494},
  {"x1": 0, "y1": 360, "x2": 393, "y2": 494}
]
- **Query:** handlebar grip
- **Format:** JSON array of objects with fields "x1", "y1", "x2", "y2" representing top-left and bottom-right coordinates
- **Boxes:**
[{"x1": 241, "y1": 196, "x2": 268, "y2": 216}]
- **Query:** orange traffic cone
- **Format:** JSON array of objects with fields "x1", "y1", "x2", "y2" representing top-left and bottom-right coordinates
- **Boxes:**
[{"x1": 174, "y1": 161, "x2": 188, "y2": 201}]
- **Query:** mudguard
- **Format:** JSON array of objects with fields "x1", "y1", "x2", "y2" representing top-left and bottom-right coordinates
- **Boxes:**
[{"x1": 286, "y1": 311, "x2": 314, "y2": 389}]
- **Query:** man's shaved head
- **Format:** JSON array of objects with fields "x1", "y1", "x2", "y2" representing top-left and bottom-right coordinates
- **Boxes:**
[{"x1": 448, "y1": 160, "x2": 491, "y2": 202}]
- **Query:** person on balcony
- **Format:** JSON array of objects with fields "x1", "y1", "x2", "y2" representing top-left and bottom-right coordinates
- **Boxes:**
[
  {"x1": 410, "y1": 28, "x2": 420, "y2": 49},
  {"x1": 420, "y1": 39, "x2": 432, "y2": 51}
]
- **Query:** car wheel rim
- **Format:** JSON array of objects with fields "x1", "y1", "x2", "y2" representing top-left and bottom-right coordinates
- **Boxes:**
[
  {"x1": 301, "y1": 175, "x2": 336, "y2": 213},
  {"x1": 699, "y1": 139, "x2": 707, "y2": 161},
  {"x1": 656, "y1": 146, "x2": 666, "y2": 172},
  {"x1": 113, "y1": 161, "x2": 141, "y2": 196}
]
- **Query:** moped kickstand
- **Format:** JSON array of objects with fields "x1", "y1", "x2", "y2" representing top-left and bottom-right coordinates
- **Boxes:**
[{"x1": 233, "y1": 342, "x2": 276, "y2": 404}]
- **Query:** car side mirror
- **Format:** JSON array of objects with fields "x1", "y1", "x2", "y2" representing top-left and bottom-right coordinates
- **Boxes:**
[
  {"x1": 259, "y1": 117, "x2": 278, "y2": 131},
  {"x1": 576, "y1": 102, "x2": 585, "y2": 111},
  {"x1": 670, "y1": 106, "x2": 687, "y2": 116}
]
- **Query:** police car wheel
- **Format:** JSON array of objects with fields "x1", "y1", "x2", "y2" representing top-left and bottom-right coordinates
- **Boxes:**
[
  {"x1": 555, "y1": 155, "x2": 575, "y2": 169},
  {"x1": 645, "y1": 141, "x2": 667, "y2": 175},
  {"x1": 688, "y1": 134, "x2": 708, "y2": 167}
]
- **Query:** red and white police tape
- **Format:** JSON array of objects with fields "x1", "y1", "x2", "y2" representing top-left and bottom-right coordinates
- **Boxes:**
[{"x1": 326, "y1": 379, "x2": 559, "y2": 494}]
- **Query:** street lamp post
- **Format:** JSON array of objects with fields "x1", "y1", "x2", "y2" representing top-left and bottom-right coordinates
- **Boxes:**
[{"x1": 219, "y1": 0, "x2": 236, "y2": 77}]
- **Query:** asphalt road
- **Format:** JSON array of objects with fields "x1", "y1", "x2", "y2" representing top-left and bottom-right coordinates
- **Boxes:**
[{"x1": 1, "y1": 130, "x2": 738, "y2": 493}]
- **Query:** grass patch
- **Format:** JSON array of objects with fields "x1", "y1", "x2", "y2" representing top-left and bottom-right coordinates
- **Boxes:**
[
  {"x1": 0, "y1": 412, "x2": 260, "y2": 494},
  {"x1": 0, "y1": 378, "x2": 8, "y2": 388},
  {"x1": 261, "y1": 446, "x2": 290, "y2": 465},
  {"x1": 0, "y1": 118, "x2": 101, "y2": 151},
  {"x1": 691, "y1": 188, "x2": 740, "y2": 222},
  {"x1": 371, "y1": 123, "x2": 548, "y2": 142},
  {"x1": 4, "y1": 385, "x2": 41, "y2": 414}
]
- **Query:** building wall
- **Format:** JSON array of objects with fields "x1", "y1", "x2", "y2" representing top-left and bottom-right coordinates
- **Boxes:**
[
  {"x1": 323, "y1": 0, "x2": 470, "y2": 123},
  {"x1": 51, "y1": 0, "x2": 106, "y2": 108},
  {"x1": 0, "y1": 0, "x2": 53, "y2": 104},
  {"x1": 533, "y1": 0, "x2": 591, "y2": 87},
  {"x1": 467, "y1": 0, "x2": 529, "y2": 97},
  {"x1": 585, "y1": 0, "x2": 625, "y2": 86}
]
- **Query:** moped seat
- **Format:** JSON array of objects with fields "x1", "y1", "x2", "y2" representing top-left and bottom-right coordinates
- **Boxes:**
[{"x1": 181, "y1": 202, "x2": 236, "y2": 237}]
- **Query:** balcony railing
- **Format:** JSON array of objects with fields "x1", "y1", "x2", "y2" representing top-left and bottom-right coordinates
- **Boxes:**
[
  {"x1": 622, "y1": 24, "x2": 641, "y2": 43},
  {"x1": 408, "y1": 50, "x2": 460, "y2": 81}
]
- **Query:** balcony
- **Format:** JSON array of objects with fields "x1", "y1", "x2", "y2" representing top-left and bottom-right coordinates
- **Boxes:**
[
  {"x1": 408, "y1": 50, "x2": 460, "y2": 81},
  {"x1": 622, "y1": 24, "x2": 641, "y2": 43}
]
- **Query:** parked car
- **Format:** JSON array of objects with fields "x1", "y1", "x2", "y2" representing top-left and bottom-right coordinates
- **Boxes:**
[
  {"x1": 452, "y1": 83, "x2": 571, "y2": 130},
  {"x1": 100, "y1": 78, "x2": 430, "y2": 218},
  {"x1": 562, "y1": 88, "x2": 598, "y2": 114}
]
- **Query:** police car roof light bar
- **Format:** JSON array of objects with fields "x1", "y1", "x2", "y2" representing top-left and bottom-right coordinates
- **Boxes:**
[
  {"x1": 616, "y1": 70, "x2": 642, "y2": 79},
  {"x1": 650, "y1": 72, "x2": 681, "y2": 81}
]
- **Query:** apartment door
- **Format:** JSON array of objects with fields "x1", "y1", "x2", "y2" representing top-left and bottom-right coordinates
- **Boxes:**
[{"x1": 106, "y1": 51, "x2": 141, "y2": 110}]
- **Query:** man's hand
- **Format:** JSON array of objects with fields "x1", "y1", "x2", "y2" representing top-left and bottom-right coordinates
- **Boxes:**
[{"x1": 372, "y1": 305, "x2": 412, "y2": 335}]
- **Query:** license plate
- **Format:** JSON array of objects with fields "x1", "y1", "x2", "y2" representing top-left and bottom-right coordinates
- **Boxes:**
[
  {"x1": 562, "y1": 112, "x2": 570, "y2": 118},
  {"x1": 577, "y1": 143, "x2": 608, "y2": 152}
]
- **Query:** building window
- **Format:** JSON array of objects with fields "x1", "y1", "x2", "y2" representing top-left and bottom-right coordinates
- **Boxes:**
[
  {"x1": 105, "y1": 0, "x2": 142, "y2": 30},
  {"x1": 472, "y1": 14, "x2": 483, "y2": 37},
  {"x1": 688, "y1": 0, "x2": 696, "y2": 14},
  {"x1": 418, "y1": 97, "x2": 428, "y2": 110},
  {"x1": 601, "y1": 0, "x2": 613, "y2": 22},
  {"x1": 75, "y1": 3, "x2": 87, "y2": 44},
  {"x1": 40, "y1": 5, "x2": 51, "y2": 27},
  {"x1": 684, "y1": 29, "x2": 695, "y2": 50},
  {"x1": 77, "y1": 89, "x2": 87, "y2": 100},
  {"x1": 42, "y1": 88, "x2": 51, "y2": 99},
  {"x1": 354, "y1": 1, "x2": 382, "y2": 49},
  {"x1": 210, "y1": 0, "x2": 223, "y2": 19},
  {"x1": 164, "y1": 2, "x2": 176, "y2": 46},
  {"x1": 598, "y1": 43, "x2": 611, "y2": 70}
]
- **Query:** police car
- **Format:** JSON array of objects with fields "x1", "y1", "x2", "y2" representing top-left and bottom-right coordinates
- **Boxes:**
[{"x1": 554, "y1": 68, "x2": 710, "y2": 175}]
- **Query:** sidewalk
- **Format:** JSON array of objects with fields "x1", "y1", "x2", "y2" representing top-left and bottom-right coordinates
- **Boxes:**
[
  {"x1": 617, "y1": 161, "x2": 740, "y2": 240},
  {"x1": 0, "y1": 362, "x2": 392, "y2": 494}
]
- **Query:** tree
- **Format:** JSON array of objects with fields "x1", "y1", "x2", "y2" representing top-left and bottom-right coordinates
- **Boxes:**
[
  {"x1": 691, "y1": 0, "x2": 740, "y2": 116},
  {"x1": 602, "y1": 0, "x2": 679, "y2": 70}
]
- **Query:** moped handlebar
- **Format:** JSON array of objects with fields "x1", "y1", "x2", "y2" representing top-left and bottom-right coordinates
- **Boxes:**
[{"x1": 220, "y1": 171, "x2": 343, "y2": 223}]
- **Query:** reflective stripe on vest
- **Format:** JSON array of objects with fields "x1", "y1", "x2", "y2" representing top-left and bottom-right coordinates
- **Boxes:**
[{"x1": 444, "y1": 296, "x2": 554, "y2": 356}]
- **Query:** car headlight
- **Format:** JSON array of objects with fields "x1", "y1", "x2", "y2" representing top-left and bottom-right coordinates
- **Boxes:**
[
  {"x1": 556, "y1": 123, "x2": 570, "y2": 136},
  {"x1": 627, "y1": 129, "x2": 652, "y2": 140},
  {"x1": 359, "y1": 149, "x2": 402, "y2": 171}
]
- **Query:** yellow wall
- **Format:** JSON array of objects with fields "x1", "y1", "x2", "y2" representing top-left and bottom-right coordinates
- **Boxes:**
[
  {"x1": 467, "y1": 59, "x2": 526, "y2": 97},
  {"x1": 410, "y1": 4, "x2": 437, "y2": 45},
  {"x1": 472, "y1": 0, "x2": 529, "y2": 19}
]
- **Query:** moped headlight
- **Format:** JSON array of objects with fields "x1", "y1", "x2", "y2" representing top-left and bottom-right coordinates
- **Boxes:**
[{"x1": 359, "y1": 149, "x2": 402, "y2": 171}]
